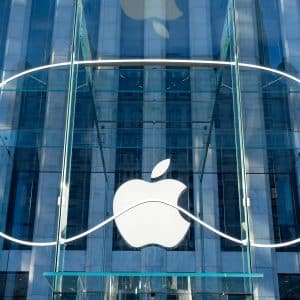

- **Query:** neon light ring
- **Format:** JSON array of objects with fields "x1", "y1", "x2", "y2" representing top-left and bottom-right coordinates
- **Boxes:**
[{"x1": 0, "y1": 58, "x2": 299, "y2": 248}]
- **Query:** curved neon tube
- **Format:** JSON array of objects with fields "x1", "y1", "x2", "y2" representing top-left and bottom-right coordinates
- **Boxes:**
[
  {"x1": 0, "y1": 199, "x2": 297, "y2": 248},
  {"x1": 1, "y1": 59, "x2": 300, "y2": 249},
  {"x1": 0, "y1": 200, "x2": 246, "y2": 247},
  {"x1": 1, "y1": 59, "x2": 300, "y2": 90}
]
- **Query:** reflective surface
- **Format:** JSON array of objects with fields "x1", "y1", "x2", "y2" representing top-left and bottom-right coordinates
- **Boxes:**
[
  {"x1": 0, "y1": 0, "x2": 300, "y2": 299},
  {"x1": 45, "y1": 272, "x2": 262, "y2": 299}
]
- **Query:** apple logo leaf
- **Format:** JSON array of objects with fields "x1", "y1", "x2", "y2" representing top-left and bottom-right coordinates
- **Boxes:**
[
  {"x1": 152, "y1": 21, "x2": 170, "y2": 39},
  {"x1": 151, "y1": 159, "x2": 171, "y2": 179}
]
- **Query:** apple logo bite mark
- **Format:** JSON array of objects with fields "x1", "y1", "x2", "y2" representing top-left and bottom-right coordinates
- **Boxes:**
[
  {"x1": 113, "y1": 159, "x2": 190, "y2": 248},
  {"x1": 120, "y1": 0, "x2": 183, "y2": 38}
]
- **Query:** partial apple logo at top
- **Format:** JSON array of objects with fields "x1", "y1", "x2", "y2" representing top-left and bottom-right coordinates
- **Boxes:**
[
  {"x1": 113, "y1": 159, "x2": 190, "y2": 248},
  {"x1": 120, "y1": 0, "x2": 183, "y2": 38}
]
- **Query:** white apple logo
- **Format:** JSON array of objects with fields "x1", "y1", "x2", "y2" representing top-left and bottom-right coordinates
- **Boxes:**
[
  {"x1": 120, "y1": 0, "x2": 183, "y2": 38},
  {"x1": 113, "y1": 159, "x2": 190, "y2": 248}
]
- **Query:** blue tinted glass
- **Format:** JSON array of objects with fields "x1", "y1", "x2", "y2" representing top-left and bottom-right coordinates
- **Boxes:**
[
  {"x1": 267, "y1": 149, "x2": 300, "y2": 250},
  {"x1": 166, "y1": 1, "x2": 189, "y2": 58},
  {"x1": 279, "y1": 274, "x2": 300, "y2": 299},
  {"x1": 256, "y1": 0, "x2": 300, "y2": 249},
  {"x1": 4, "y1": 0, "x2": 56, "y2": 250},
  {"x1": 0, "y1": 272, "x2": 28, "y2": 300},
  {"x1": 166, "y1": 68, "x2": 194, "y2": 251},
  {"x1": 0, "y1": 0, "x2": 11, "y2": 75},
  {"x1": 25, "y1": 1, "x2": 56, "y2": 67},
  {"x1": 66, "y1": 76, "x2": 93, "y2": 250},
  {"x1": 0, "y1": 272, "x2": 28, "y2": 298},
  {"x1": 211, "y1": 0, "x2": 229, "y2": 59},
  {"x1": 113, "y1": 68, "x2": 144, "y2": 250},
  {"x1": 113, "y1": 10, "x2": 145, "y2": 251},
  {"x1": 4, "y1": 159, "x2": 38, "y2": 250},
  {"x1": 256, "y1": 0, "x2": 284, "y2": 68},
  {"x1": 120, "y1": 7, "x2": 144, "y2": 58},
  {"x1": 214, "y1": 69, "x2": 241, "y2": 251},
  {"x1": 83, "y1": 0, "x2": 101, "y2": 58}
]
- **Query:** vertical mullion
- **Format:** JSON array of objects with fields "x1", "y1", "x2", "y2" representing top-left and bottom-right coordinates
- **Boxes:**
[
  {"x1": 53, "y1": 0, "x2": 82, "y2": 296},
  {"x1": 230, "y1": 0, "x2": 253, "y2": 289}
]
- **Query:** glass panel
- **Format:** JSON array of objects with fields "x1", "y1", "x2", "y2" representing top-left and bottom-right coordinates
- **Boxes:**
[
  {"x1": 3, "y1": 0, "x2": 57, "y2": 247},
  {"x1": 6, "y1": 0, "x2": 300, "y2": 299},
  {"x1": 278, "y1": 274, "x2": 300, "y2": 300},
  {"x1": 236, "y1": 1, "x2": 300, "y2": 239},
  {"x1": 82, "y1": 0, "x2": 232, "y2": 60},
  {"x1": 0, "y1": 0, "x2": 11, "y2": 78},
  {"x1": 235, "y1": 0, "x2": 300, "y2": 298},
  {"x1": 50, "y1": 1, "x2": 253, "y2": 298},
  {"x1": 166, "y1": 67, "x2": 195, "y2": 251},
  {"x1": 0, "y1": 0, "x2": 71, "y2": 297},
  {"x1": 46, "y1": 272, "x2": 261, "y2": 298},
  {"x1": 0, "y1": 272, "x2": 29, "y2": 299},
  {"x1": 0, "y1": 66, "x2": 70, "y2": 296},
  {"x1": 239, "y1": 67, "x2": 300, "y2": 244}
]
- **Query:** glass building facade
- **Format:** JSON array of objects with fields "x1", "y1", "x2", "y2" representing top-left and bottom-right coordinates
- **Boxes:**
[{"x1": 0, "y1": 0, "x2": 300, "y2": 299}]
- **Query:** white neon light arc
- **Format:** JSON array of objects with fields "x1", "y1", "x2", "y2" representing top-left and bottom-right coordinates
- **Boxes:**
[
  {"x1": 1, "y1": 59, "x2": 300, "y2": 249},
  {"x1": 0, "y1": 199, "x2": 299, "y2": 248},
  {"x1": 1, "y1": 200, "x2": 243, "y2": 247},
  {"x1": 1, "y1": 59, "x2": 300, "y2": 90}
]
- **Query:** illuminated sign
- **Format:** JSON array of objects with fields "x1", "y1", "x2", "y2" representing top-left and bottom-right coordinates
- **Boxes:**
[{"x1": 113, "y1": 159, "x2": 190, "y2": 248}]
